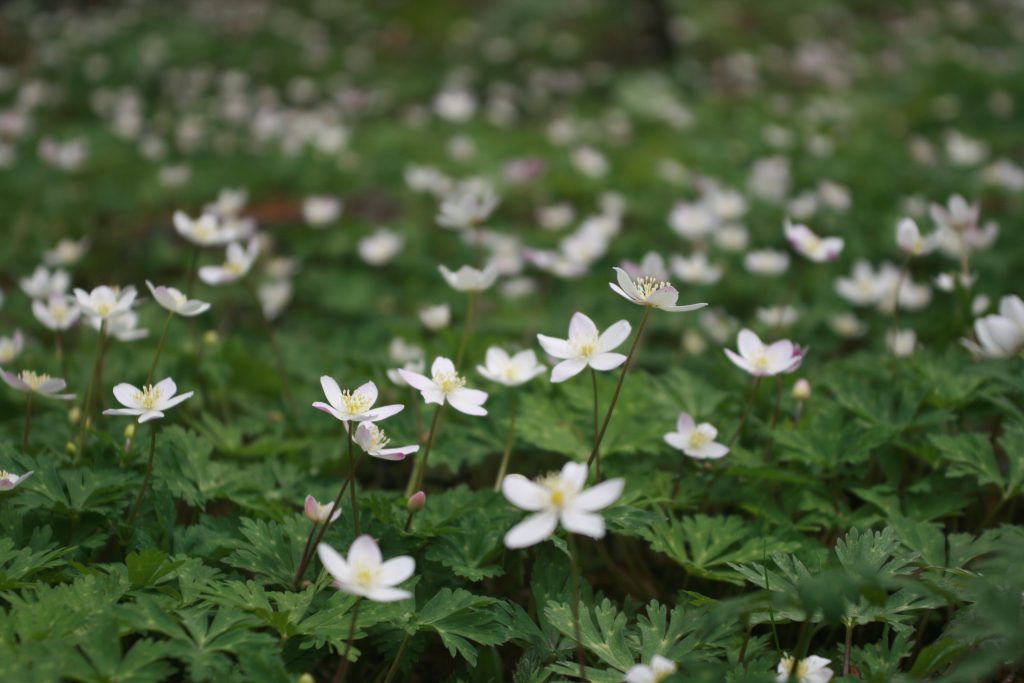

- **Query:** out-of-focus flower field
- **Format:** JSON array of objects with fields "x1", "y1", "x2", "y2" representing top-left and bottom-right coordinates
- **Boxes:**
[{"x1": 1, "y1": 1, "x2": 1023, "y2": 681}]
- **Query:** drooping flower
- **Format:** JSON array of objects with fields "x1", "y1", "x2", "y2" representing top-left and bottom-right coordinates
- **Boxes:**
[
  {"x1": 896, "y1": 217, "x2": 936, "y2": 256},
  {"x1": 173, "y1": 211, "x2": 237, "y2": 247},
  {"x1": 477, "y1": 347, "x2": 546, "y2": 387},
  {"x1": 775, "y1": 654, "x2": 834, "y2": 683},
  {"x1": 312, "y1": 377, "x2": 403, "y2": 423},
  {"x1": 0, "y1": 470, "x2": 34, "y2": 491},
  {"x1": 438, "y1": 264, "x2": 499, "y2": 292},
  {"x1": 419, "y1": 304, "x2": 451, "y2": 331},
  {"x1": 103, "y1": 377, "x2": 194, "y2": 423},
  {"x1": 302, "y1": 196, "x2": 342, "y2": 227},
  {"x1": 74, "y1": 285, "x2": 138, "y2": 321},
  {"x1": 624, "y1": 655, "x2": 677, "y2": 683},
  {"x1": 1, "y1": 369, "x2": 75, "y2": 400},
  {"x1": 32, "y1": 294, "x2": 81, "y2": 331},
  {"x1": 501, "y1": 462, "x2": 624, "y2": 548},
  {"x1": 537, "y1": 312, "x2": 631, "y2": 383},
  {"x1": 436, "y1": 181, "x2": 499, "y2": 230},
  {"x1": 146, "y1": 281, "x2": 211, "y2": 317},
  {"x1": 724, "y1": 329, "x2": 804, "y2": 377},
  {"x1": 962, "y1": 295, "x2": 1024, "y2": 359},
  {"x1": 304, "y1": 495, "x2": 341, "y2": 524},
  {"x1": 20, "y1": 265, "x2": 71, "y2": 299},
  {"x1": 198, "y1": 239, "x2": 260, "y2": 285},
  {"x1": 358, "y1": 228, "x2": 404, "y2": 266},
  {"x1": 0, "y1": 330, "x2": 25, "y2": 364},
  {"x1": 353, "y1": 421, "x2": 419, "y2": 461},
  {"x1": 609, "y1": 267, "x2": 706, "y2": 312},
  {"x1": 399, "y1": 357, "x2": 488, "y2": 416},
  {"x1": 784, "y1": 219, "x2": 844, "y2": 262},
  {"x1": 664, "y1": 412, "x2": 729, "y2": 459},
  {"x1": 43, "y1": 237, "x2": 90, "y2": 267},
  {"x1": 317, "y1": 536, "x2": 415, "y2": 602}
]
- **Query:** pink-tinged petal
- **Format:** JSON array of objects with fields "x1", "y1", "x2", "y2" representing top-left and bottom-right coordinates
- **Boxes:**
[
  {"x1": 320, "y1": 375, "x2": 342, "y2": 409},
  {"x1": 371, "y1": 445, "x2": 417, "y2": 461},
  {"x1": 598, "y1": 320, "x2": 632, "y2": 352},
  {"x1": 502, "y1": 474, "x2": 549, "y2": 511},
  {"x1": 397, "y1": 369, "x2": 435, "y2": 392},
  {"x1": 568, "y1": 312, "x2": 598, "y2": 340},
  {"x1": 38, "y1": 378, "x2": 66, "y2": 394},
  {"x1": 364, "y1": 587, "x2": 412, "y2": 602},
  {"x1": 724, "y1": 348, "x2": 756, "y2": 374},
  {"x1": 613, "y1": 266, "x2": 642, "y2": 299},
  {"x1": 365, "y1": 403, "x2": 404, "y2": 421},
  {"x1": 113, "y1": 383, "x2": 140, "y2": 408},
  {"x1": 662, "y1": 301, "x2": 707, "y2": 312},
  {"x1": 447, "y1": 392, "x2": 488, "y2": 416},
  {"x1": 588, "y1": 352, "x2": 627, "y2": 371},
  {"x1": 560, "y1": 511, "x2": 606, "y2": 538},
  {"x1": 378, "y1": 556, "x2": 416, "y2": 586},
  {"x1": 304, "y1": 495, "x2": 319, "y2": 520},
  {"x1": 162, "y1": 391, "x2": 193, "y2": 409},
  {"x1": 356, "y1": 381, "x2": 378, "y2": 406},
  {"x1": 138, "y1": 410, "x2": 165, "y2": 423},
  {"x1": 312, "y1": 402, "x2": 344, "y2": 421},
  {"x1": 347, "y1": 534, "x2": 383, "y2": 568},
  {"x1": 431, "y1": 357, "x2": 456, "y2": 377},
  {"x1": 550, "y1": 357, "x2": 587, "y2": 383},
  {"x1": 765, "y1": 340, "x2": 795, "y2": 371},
  {"x1": 574, "y1": 478, "x2": 624, "y2": 512},
  {"x1": 504, "y1": 511, "x2": 559, "y2": 549},
  {"x1": 609, "y1": 282, "x2": 637, "y2": 304},
  {"x1": 316, "y1": 542, "x2": 351, "y2": 582},
  {"x1": 737, "y1": 329, "x2": 763, "y2": 360},
  {"x1": 1, "y1": 370, "x2": 26, "y2": 391},
  {"x1": 676, "y1": 412, "x2": 695, "y2": 433},
  {"x1": 537, "y1": 334, "x2": 573, "y2": 359}
]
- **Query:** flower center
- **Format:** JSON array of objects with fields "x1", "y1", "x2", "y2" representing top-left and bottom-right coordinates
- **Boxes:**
[
  {"x1": 364, "y1": 423, "x2": 390, "y2": 450},
  {"x1": 96, "y1": 302, "x2": 112, "y2": 317},
  {"x1": 752, "y1": 354, "x2": 771, "y2": 371},
  {"x1": 434, "y1": 370, "x2": 466, "y2": 394},
  {"x1": 340, "y1": 390, "x2": 373, "y2": 415},
  {"x1": 19, "y1": 370, "x2": 50, "y2": 390},
  {"x1": 689, "y1": 430, "x2": 711, "y2": 449},
  {"x1": 225, "y1": 261, "x2": 244, "y2": 275},
  {"x1": 571, "y1": 334, "x2": 599, "y2": 359},
  {"x1": 635, "y1": 276, "x2": 670, "y2": 299},
  {"x1": 353, "y1": 562, "x2": 377, "y2": 587},
  {"x1": 134, "y1": 384, "x2": 163, "y2": 410},
  {"x1": 171, "y1": 291, "x2": 187, "y2": 308},
  {"x1": 539, "y1": 472, "x2": 571, "y2": 509},
  {"x1": 0, "y1": 470, "x2": 9, "y2": 479}
]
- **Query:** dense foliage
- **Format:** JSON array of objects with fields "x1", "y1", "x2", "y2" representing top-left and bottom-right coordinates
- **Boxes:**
[{"x1": 1, "y1": 1, "x2": 1023, "y2": 682}]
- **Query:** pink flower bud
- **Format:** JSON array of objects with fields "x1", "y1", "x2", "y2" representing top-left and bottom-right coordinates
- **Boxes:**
[
  {"x1": 407, "y1": 491, "x2": 426, "y2": 512},
  {"x1": 793, "y1": 378, "x2": 811, "y2": 401}
]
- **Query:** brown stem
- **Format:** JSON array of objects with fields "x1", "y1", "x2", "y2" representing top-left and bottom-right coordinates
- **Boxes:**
[
  {"x1": 493, "y1": 392, "x2": 520, "y2": 491},
  {"x1": 127, "y1": 426, "x2": 158, "y2": 524},
  {"x1": 332, "y1": 600, "x2": 361, "y2": 683},
  {"x1": 381, "y1": 633, "x2": 412, "y2": 683},
  {"x1": 405, "y1": 404, "x2": 445, "y2": 498},
  {"x1": 728, "y1": 377, "x2": 762, "y2": 447},
  {"x1": 294, "y1": 449, "x2": 363, "y2": 586},
  {"x1": 454, "y1": 290, "x2": 478, "y2": 370},
  {"x1": 567, "y1": 534, "x2": 589, "y2": 682}
]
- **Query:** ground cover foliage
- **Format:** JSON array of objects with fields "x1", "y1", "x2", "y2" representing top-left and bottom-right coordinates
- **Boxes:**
[{"x1": 1, "y1": 1, "x2": 1023, "y2": 682}]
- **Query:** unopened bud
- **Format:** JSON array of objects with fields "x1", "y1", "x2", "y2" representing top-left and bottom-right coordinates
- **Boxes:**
[
  {"x1": 203, "y1": 330, "x2": 219, "y2": 346},
  {"x1": 792, "y1": 378, "x2": 811, "y2": 401},
  {"x1": 66, "y1": 441, "x2": 77, "y2": 455},
  {"x1": 682, "y1": 330, "x2": 707, "y2": 355},
  {"x1": 407, "y1": 491, "x2": 426, "y2": 512},
  {"x1": 69, "y1": 406, "x2": 81, "y2": 424},
  {"x1": 124, "y1": 424, "x2": 136, "y2": 440},
  {"x1": 298, "y1": 674, "x2": 315, "y2": 683}
]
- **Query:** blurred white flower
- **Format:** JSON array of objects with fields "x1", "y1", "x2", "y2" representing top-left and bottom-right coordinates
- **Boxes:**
[
  {"x1": 537, "y1": 312, "x2": 630, "y2": 383},
  {"x1": 436, "y1": 180, "x2": 498, "y2": 230},
  {"x1": 399, "y1": 356, "x2": 488, "y2": 416},
  {"x1": 1, "y1": 369, "x2": 75, "y2": 400},
  {"x1": 609, "y1": 267, "x2": 706, "y2": 313},
  {"x1": 0, "y1": 469, "x2": 33, "y2": 492},
  {"x1": 477, "y1": 347, "x2": 546, "y2": 386},
  {"x1": 537, "y1": 203, "x2": 574, "y2": 232},
  {"x1": 302, "y1": 196, "x2": 342, "y2": 227},
  {"x1": 419, "y1": 304, "x2": 451, "y2": 331},
  {"x1": 744, "y1": 249, "x2": 790, "y2": 276},
  {"x1": 74, "y1": 285, "x2": 137, "y2": 321},
  {"x1": 886, "y1": 329, "x2": 917, "y2": 357},
  {"x1": 358, "y1": 228, "x2": 404, "y2": 266},
  {"x1": 32, "y1": 294, "x2": 80, "y2": 331},
  {"x1": 625, "y1": 656, "x2": 677, "y2": 683},
  {"x1": 43, "y1": 238, "x2": 89, "y2": 267},
  {"x1": 670, "y1": 252, "x2": 722, "y2": 285},
  {"x1": 199, "y1": 239, "x2": 260, "y2": 285},
  {"x1": 785, "y1": 219, "x2": 843, "y2": 262},
  {"x1": 146, "y1": 281, "x2": 210, "y2": 317},
  {"x1": 896, "y1": 217, "x2": 936, "y2": 256},
  {"x1": 962, "y1": 295, "x2": 1024, "y2": 359},
  {"x1": 439, "y1": 264, "x2": 498, "y2": 292},
  {"x1": 776, "y1": 654, "x2": 834, "y2": 683},
  {"x1": 20, "y1": 265, "x2": 70, "y2": 299},
  {"x1": 664, "y1": 412, "x2": 728, "y2": 459},
  {"x1": 0, "y1": 330, "x2": 24, "y2": 364},
  {"x1": 725, "y1": 329, "x2": 805, "y2": 377},
  {"x1": 258, "y1": 280, "x2": 292, "y2": 320},
  {"x1": 89, "y1": 309, "x2": 148, "y2": 342},
  {"x1": 317, "y1": 536, "x2": 415, "y2": 602}
]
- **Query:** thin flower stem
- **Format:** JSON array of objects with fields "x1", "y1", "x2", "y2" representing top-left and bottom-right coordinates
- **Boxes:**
[
  {"x1": 405, "y1": 404, "x2": 445, "y2": 498},
  {"x1": 127, "y1": 425, "x2": 158, "y2": 524},
  {"x1": 22, "y1": 394, "x2": 33, "y2": 452},
  {"x1": 296, "y1": 519, "x2": 320, "y2": 580},
  {"x1": 567, "y1": 533, "x2": 588, "y2": 683},
  {"x1": 185, "y1": 246, "x2": 201, "y2": 296},
  {"x1": 332, "y1": 600, "x2": 361, "y2": 683},
  {"x1": 76, "y1": 321, "x2": 107, "y2": 457},
  {"x1": 381, "y1": 633, "x2": 412, "y2": 683},
  {"x1": 294, "y1": 449, "x2": 364, "y2": 586},
  {"x1": 590, "y1": 368, "x2": 600, "y2": 481},
  {"x1": 890, "y1": 258, "x2": 910, "y2": 330},
  {"x1": 843, "y1": 621, "x2": 854, "y2": 675},
  {"x1": 147, "y1": 310, "x2": 175, "y2": 384},
  {"x1": 347, "y1": 424, "x2": 361, "y2": 536},
  {"x1": 728, "y1": 377, "x2": 762, "y2": 447},
  {"x1": 586, "y1": 306, "x2": 651, "y2": 472},
  {"x1": 243, "y1": 279, "x2": 296, "y2": 423},
  {"x1": 56, "y1": 331, "x2": 68, "y2": 380},
  {"x1": 454, "y1": 290, "x2": 478, "y2": 370},
  {"x1": 770, "y1": 376, "x2": 783, "y2": 430},
  {"x1": 410, "y1": 388, "x2": 423, "y2": 442},
  {"x1": 493, "y1": 392, "x2": 519, "y2": 491}
]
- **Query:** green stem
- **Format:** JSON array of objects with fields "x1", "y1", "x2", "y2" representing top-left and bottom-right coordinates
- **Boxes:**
[
  {"x1": 185, "y1": 246, "x2": 200, "y2": 296},
  {"x1": 127, "y1": 426, "x2": 158, "y2": 524},
  {"x1": 22, "y1": 394, "x2": 33, "y2": 452},
  {"x1": 56, "y1": 331, "x2": 68, "y2": 380},
  {"x1": 454, "y1": 290, "x2": 478, "y2": 370},
  {"x1": 244, "y1": 279, "x2": 295, "y2": 423},
  {"x1": 147, "y1": 311, "x2": 175, "y2": 384},
  {"x1": 76, "y1": 321, "x2": 107, "y2": 457},
  {"x1": 332, "y1": 600, "x2": 361, "y2": 683},
  {"x1": 843, "y1": 621, "x2": 854, "y2": 675},
  {"x1": 348, "y1": 424, "x2": 361, "y2": 536},
  {"x1": 493, "y1": 392, "x2": 519, "y2": 491},
  {"x1": 294, "y1": 449, "x2": 364, "y2": 586},
  {"x1": 590, "y1": 368, "x2": 601, "y2": 480},
  {"x1": 728, "y1": 377, "x2": 762, "y2": 447},
  {"x1": 381, "y1": 633, "x2": 412, "y2": 683},
  {"x1": 586, "y1": 306, "x2": 651, "y2": 472},
  {"x1": 405, "y1": 404, "x2": 445, "y2": 498},
  {"x1": 567, "y1": 534, "x2": 588, "y2": 682}
]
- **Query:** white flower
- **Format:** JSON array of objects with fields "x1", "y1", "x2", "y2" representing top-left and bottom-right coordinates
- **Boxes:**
[
  {"x1": 668, "y1": 200, "x2": 716, "y2": 240},
  {"x1": 896, "y1": 217, "x2": 936, "y2": 256},
  {"x1": 387, "y1": 359, "x2": 426, "y2": 388},
  {"x1": 43, "y1": 238, "x2": 89, "y2": 267},
  {"x1": 419, "y1": 304, "x2": 451, "y2": 331},
  {"x1": 477, "y1": 347, "x2": 546, "y2": 387},
  {"x1": 317, "y1": 536, "x2": 415, "y2": 602},
  {"x1": 537, "y1": 203, "x2": 574, "y2": 231},
  {"x1": 146, "y1": 281, "x2": 210, "y2": 317},
  {"x1": 664, "y1": 412, "x2": 728, "y2": 459},
  {"x1": 834, "y1": 260, "x2": 895, "y2": 307},
  {"x1": 313, "y1": 377, "x2": 403, "y2": 423},
  {"x1": 259, "y1": 280, "x2": 292, "y2": 321},
  {"x1": 353, "y1": 421, "x2": 419, "y2": 461},
  {"x1": 399, "y1": 357, "x2": 488, "y2": 416},
  {"x1": 830, "y1": 313, "x2": 867, "y2": 339},
  {"x1": 621, "y1": 252, "x2": 669, "y2": 282},
  {"x1": 103, "y1": 377, "x2": 194, "y2": 423},
  {"x1": 756, "y1": 306, "x2": 799, "y2": 328},
  {"x1": 198, "y1": 239, "x2": 260, "y2": 285},
  {"x1": 670, "y1": 252, "x2": 722, "y2": 285},
  {"x1": 304, "y1": 495, "x2": 341, "y2": 524},
  {"x1": 302, "y1": 196, "x2": 342, "y2": 227},
  {"x1": 173, "y1": 211, "x2": 237, "y2": 247},
  {"x1": 609, "y1": 267, "x2": 706, "y2": 313},
  {"x1": 785, "y1": 219, "x2": 844, "y2": 262},
  {"x1": 725, "y1": 329, "x2": 805, "y2": 377},
  {"x1": 389, "y1": 338, "x2": 424, "y2": 364},
  {"x1": 434, "y1": 88, "x2": 477, "y2": 123},
  {"x1": 775, "y1": 655, "x2": 834, "y2": 683},
  {"x1": 624, "y1": 655, "x2": 677, "y2": 683},
  {"x1": 32, "y1": 294, "x2": 80, "y2": 331},
  {"x1": 436, "y1": 181, "x2": 499, "y2": 230},
  {"x1": 0, "y1": 330, "x2": 24, "y2": 364},
  {"x1": 537, "y1": 312, "x2": 631, "y2": 383},
  {"x1": 88, "y1": 309, "x2": 148, "y2": 342},
  {"x1": 1, "y1": 369, "x2": 75, "y2": 400},
  {"x1": 0, "y1": 470, "x2": 33, "y2": 492},
  {"x1": 501, "y1": 462, "x2": 624, "y2": 548},
  {"x1": 439, "y1": 264, "x2": 499, "y2": 292},
  {"x1": 358, "y1": 228, "x2": 404, "y2": 266},
  {"x1": 74, "y1": 285, "x2": 137, "y2": 321},
  {"x1": 20, "y1": 266, "x2": 71, "y2": 299},
  {"x1": 886, "y1": 328, "x2": 917, "y2": 357},
  {"x1": 962, "y1": 295, "x2": 1024, "y2": 359},
  {"x1": 205, "y1": 187, "x2": 248, "y2": 218},
  {"x1": 744, "y1": 249, "x2": 790, "y2": 276}
]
